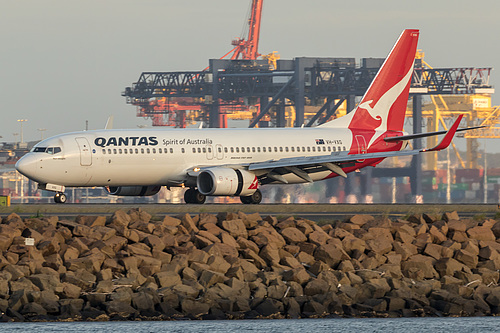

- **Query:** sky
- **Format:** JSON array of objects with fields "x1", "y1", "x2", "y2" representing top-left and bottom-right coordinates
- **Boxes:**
[{"x1": 1, "y1": 0, "x2": 499, "y2": 143}]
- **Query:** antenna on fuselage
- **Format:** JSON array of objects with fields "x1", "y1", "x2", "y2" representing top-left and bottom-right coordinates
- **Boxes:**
[{"x1": 105, "y1": 116, "x2": 114, "y2": 130}]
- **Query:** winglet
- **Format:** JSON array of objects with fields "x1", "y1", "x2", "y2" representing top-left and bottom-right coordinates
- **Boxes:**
[{"x1": 422, "y1": 115, "x2": 463, "y2": 152}]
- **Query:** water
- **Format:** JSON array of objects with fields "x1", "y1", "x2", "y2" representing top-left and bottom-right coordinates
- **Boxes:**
[{"x1": 0, "y1": 317, "x2": 499, "y2": 333}]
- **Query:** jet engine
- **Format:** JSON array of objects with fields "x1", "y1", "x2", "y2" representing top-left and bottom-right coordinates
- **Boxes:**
[
  {"x1": 197, "y1": 168, "x2": 257, "y2": 196},
  {"x1": 106, "y1": 186, "x2": 161, "y2": 196}
]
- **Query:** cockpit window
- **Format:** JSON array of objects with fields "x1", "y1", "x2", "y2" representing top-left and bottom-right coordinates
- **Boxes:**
[
  {"x1": 32, "y1": 146, "x2": 61, "y2": 154},
  {"x1": 33, "y1": 147, "x2": 47, "y2": 152}
]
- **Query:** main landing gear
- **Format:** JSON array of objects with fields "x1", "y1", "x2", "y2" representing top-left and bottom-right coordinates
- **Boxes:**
[
  {"x1": 184, "y1": 188, "x2": 206, "y2": 204},
  {"x1": 240, "y1": 189, "x2": 262, "y2": 204},
  {"x1": 54, "y1": 192, "x2": 67, "y2": 204}
]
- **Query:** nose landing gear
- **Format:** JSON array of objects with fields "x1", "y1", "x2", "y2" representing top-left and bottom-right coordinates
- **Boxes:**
[{"x1": 54, "y1": 192, "x2": 67, "y2": 204}]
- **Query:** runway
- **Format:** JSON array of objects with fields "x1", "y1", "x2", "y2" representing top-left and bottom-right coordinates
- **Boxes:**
[{"x1": 1, "y1": 203, "x2": 498, "y2": 221}]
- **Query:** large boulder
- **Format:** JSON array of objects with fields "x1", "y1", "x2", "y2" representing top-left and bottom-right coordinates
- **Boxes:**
[
  {"x1": 314, "y1": 243, "x2": 350, "y2": 268},
  {"x1": 467, "y1": 226, "x2": 495, "y2": 241},
  {"x1": 154, "y1": 271, "x2": 181, "y2": 288},
  {"x1": 220, "y1": 219, "x2": 248, "y2": 239},
  {"x1": 180, "y1": 214, "x2": 199, "y2": 234},
  {"x1": 181, "y1": 298, "x2": 210, "y2": 318}
]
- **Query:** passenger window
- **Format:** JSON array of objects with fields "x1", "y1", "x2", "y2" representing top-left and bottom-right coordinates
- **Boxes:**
[
  {"x1": 146, "y1": 148, "x2": 150, "y2": 154},
  {"x1": 192, "y1": 148, "x2": 196, "y2": 153},
  {"x1": 262, "y1": 147, "x2": 266, "y2": 152},
  {"x1": 274, "y1": 147, "x2": 278, "y2": 152},
  {"x1": 202, "y1": 148, "x2": 206, "y2": 153},
  {"x1": 279, "y1": 147, "x2": 283, "y2": 152},
  {"x1": 224, "y1": 147, "x2": 228, "y2": 153},
  {"x1": 297, "y1": 146, "x2": 300, "y2": 152},
  {"x1": 158, "y1": 148, "x2": 161, "y2": 153},
  {"x1": 285, "y1": 147, "x2": 289, "y2": 152},
  {"x1": 252, "y1": 147, "x2": 255, "y2": 153},
  {"x1": 257, "y1": 147, "x2": 261, "y2": 153},
  {"x1": 119, "y1": 149, "x2": 122, "y2": 154},
  {"x1": 302, "y1": 147, "x2": 306, "y2": 152},
  {"x1": 108, "y1": 149, "x2": 112, "y2": 154},
  {"x1": 312, "y1": 147, "x2": 316, "y2": 152},
  {"x1": 327, "y1": 146, "x2": 331, "y2": 152},
  {"x1": 102, "y1": 149, "x2": 106, "y2": 154},
  {"x1": 124, "y1": 149, "x2": 128, "y2": 154},
  {"x1": 219, "y1": 147, "x2": 222, "y2": 153},
  {"x1": 170, "y1": 148, "x2": 173, "y2": 154},
  {"x1": 231, "y1": 147, "x2": 234, "y2": 153},
  {"x1": 333, "y1": 147, "x2": 336, "y2": 152},
  {"x1": 291, "y1": 147, "x2": 295, "y2": 152},
  {"x1": 135, "y1": 148, "x2": 139, "y2": 154},
  {"x1": 343, "y1": 146, "x2": 346, "y2": 151},
  {"x1": 236, "y1": 147, "x2": 239, "y2": 153},
  {"x1": 307, "y1": 147, "x2": 310, "y2": 152},
  {"x1": 323, "y1": 146, "x2": 326, "y2": 152},
  {"x1": 152, "y1": 148, "x2": 156, "y2": 153},
  {"x1": 141, "y1": 148, "x2": 144, "y2": 154},
  {"x1": 181, "y1": 148, "x2": 185, "y2": 153}
]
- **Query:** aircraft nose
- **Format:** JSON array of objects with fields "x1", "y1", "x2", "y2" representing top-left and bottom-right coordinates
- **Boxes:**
[{"x1": 15, "y1": 154, "x2": 38, "y2": 179}]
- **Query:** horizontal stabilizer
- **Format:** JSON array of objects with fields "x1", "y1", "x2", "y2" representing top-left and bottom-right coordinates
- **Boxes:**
[{"x1": 385, "y1": 123, "x2": 484, "y2": 143}]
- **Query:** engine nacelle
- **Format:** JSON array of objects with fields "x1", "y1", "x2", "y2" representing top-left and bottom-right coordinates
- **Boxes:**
[
  {"x1": 197, "y1": 168, "x2": 258, "y2": 196},
  {"x1": 106, "y1": 186, "x2": 161, "y2": 196}
]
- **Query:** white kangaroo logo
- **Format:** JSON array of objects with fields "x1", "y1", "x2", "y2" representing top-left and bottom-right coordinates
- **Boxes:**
[{"x1": 356, "y1": 62, "x2": 414, "y2": 149}]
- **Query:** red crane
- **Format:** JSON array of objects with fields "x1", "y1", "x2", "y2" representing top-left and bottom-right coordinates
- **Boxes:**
[
  {"x1": 133, "y1": 0, "x2": 265, "y2": 128},
  {"x1": 230, "y1": 0, "x2": 264, "y2": 60}
]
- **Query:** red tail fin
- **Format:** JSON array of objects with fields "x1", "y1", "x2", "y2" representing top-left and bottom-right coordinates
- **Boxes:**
[
  {"x1": 320, "y1": 30, "x2": 419, "y2": 136},
  {"x1": 352, "y1": 29, "x2": 419, "y2": 133}
]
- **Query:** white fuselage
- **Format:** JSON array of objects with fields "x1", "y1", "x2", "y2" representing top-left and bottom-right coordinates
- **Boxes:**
[{"x1": 16, "y1": 126, "x2": 359, "y2": 188}]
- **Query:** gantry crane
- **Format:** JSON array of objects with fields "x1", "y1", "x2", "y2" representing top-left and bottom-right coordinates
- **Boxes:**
[{"x1": 410, "y1": 50, "x2": 497, "y2": 169}]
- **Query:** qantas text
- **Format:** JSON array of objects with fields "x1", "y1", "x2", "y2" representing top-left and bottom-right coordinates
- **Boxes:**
[{"x1": 94, "y1": 136, "x2": 158, "y2": 147}]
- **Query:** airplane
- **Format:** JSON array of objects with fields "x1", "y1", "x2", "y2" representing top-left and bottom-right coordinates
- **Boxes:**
[{"x1": 15, "y1": 29, "x2": 482, "y2": 204}]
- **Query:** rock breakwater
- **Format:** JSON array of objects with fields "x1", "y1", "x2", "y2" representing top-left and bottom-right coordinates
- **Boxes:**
[{"x1": 0, "y1": 209, "x2": 500, "y2": 321}]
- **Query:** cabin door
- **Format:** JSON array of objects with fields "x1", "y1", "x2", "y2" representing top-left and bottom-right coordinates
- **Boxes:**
[
  {"x1": 75, "y1": 137, "x2": 92, "y2": 166},
  {"x1": 355, "y1": 135, "x2": 367, "y2": 162}
]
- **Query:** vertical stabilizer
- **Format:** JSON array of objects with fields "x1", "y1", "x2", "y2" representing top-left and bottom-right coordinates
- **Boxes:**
[{"x1": 319, "y1": 29, "x2": 419, "y2": 148}]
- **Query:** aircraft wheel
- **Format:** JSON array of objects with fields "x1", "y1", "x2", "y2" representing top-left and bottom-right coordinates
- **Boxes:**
[
  {"x1": 240, "y1": 189, "x2": 262, "y2": 204},
  {"x1": 240, "y1": 196, "x2": 252, "y2": 204},
  {"x1": 54, "y1": 192, "x2": 67, "y2": 204},
  {"x1": 193, "y1": 191, "x2": 206, "y2": 204},
  {"x1": 184, "y1": 188, "x2": 195, "y2": 203},
  {"x1": 184, "y1": 188, "x2": 206, "y2": 204}
]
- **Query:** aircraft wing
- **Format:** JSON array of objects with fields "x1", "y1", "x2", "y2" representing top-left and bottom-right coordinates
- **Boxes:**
[
  {"x1": 186, "y1": 115, "x2": 464, "y2": 183},
  {"x1": 247, "y1": 149, "x2": 418, "y2": 171}
]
